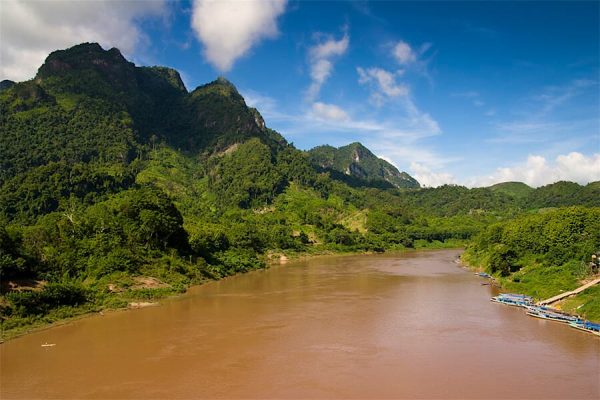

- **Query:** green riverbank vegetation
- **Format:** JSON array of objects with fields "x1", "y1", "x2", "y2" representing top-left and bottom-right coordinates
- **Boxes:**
[{"x1": 463, "y1": 207, "x2": 600, "y2": 321}]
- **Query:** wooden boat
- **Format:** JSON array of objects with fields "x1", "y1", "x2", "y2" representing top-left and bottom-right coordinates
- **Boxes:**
[
  {"x1": 569, "y1": 321, "x2": 600, "y2": 337},
  {"x1": 525, "y1": 307, "x2": 581, "y2": 324},
  {"x1": 491, "y1": 297, "x2": 531, "y2": 308},
  {"x1": 491, "y1": 293, "x2": 534, "y2": 308}
]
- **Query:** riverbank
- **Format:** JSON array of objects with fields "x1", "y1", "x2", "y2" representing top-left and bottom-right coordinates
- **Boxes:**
[
  {"x1": 460, "y1": 254, "x2": 600, "y2": 323},
  {"x1": 1, "y1": 241, "x2": 466, "y2": 342}
]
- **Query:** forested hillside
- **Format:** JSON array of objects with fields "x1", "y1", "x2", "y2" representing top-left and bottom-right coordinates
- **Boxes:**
[
  {"x1": 1, "y1": 43, "x2": 598, "y2": 336},
  {"x1": 307, "y1": 142, "x2": 419, "y2": 189}
]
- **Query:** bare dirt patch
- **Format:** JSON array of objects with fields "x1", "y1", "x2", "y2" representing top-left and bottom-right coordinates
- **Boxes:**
[
  {"x1": 127, "y1": 302, "x2": 157, "y2": 309},
  {"x1": 132, "y1": 277, "x2": 170, "y2": 289}
]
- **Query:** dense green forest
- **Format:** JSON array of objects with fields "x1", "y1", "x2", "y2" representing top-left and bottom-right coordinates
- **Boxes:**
[
  {"x1": 463, "y1": 207, "x2": 600, "y2": 320},
  {"x1": 1, "y1": 43, "x2": 599, "y2": 337}
]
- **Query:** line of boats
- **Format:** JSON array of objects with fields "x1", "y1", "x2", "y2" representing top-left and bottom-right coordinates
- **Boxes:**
[{"x1": 491, "y1": 293, "x2": 600, "y2": 337}]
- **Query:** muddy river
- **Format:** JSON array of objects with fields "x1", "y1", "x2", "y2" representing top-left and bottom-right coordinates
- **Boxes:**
[{"x1": 1, "y1": 250, "x2": 598, "y2": 399}]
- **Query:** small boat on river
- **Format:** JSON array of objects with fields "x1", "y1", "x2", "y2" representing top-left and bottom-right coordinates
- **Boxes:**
[
  {"x1": 525, "y1": 306, "x2": 581, "y2": 324},
  {"x1": 569, "y1": 321, "x2": 600, "y2": 336},
  {"x1": 491, "y1": 293, "x2": 533, "y2": 308}
]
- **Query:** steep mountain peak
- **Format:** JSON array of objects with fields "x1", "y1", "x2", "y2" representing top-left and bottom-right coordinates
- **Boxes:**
[
  {"x1": 307, "y1": 143, "x2": 420, "y2": 189},
  {"x1": 216, "y1": 76, "x2": 234, "y2": 86},
  {"x1": 33, "y1": 42, "x2": 139, "y2": 101},
  {"x1": 192, "y1": 76, "x2": 242, "y2": 100},
  {"x1": 339, "y1": 142, "x2": 375, "y2": 163},
  {"x1": 345, "y1": 141, "x2": 367, "y2": 149},
  {"x1": 181, "y1": 76, "x2": 287, "y2": 152},
  {"x1": 36, "y1": 42, "x2": 134, "y2": 81}
]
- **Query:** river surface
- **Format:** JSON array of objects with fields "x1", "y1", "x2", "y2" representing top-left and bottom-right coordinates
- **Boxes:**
[{"x1": 1, "y1": 250, "x2": 599, "y2": 399}]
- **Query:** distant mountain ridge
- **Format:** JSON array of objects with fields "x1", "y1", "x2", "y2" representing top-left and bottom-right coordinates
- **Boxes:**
[
  {"x1": 0, "y1": 42, "x2": 416, "y2": 200},
  {"x1": 307, "y1": 143, "x2": 420, "y2": 189}
]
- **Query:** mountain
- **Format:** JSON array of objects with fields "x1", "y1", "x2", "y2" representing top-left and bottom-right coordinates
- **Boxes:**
[
  {"x1": 33, "y1": 43, "x2": 285, "y2": 152},
  {"x1": 0, "y1": 43, "x2": 290, "y2": 221},
  {"x1": 488, "y1": 182, "x2": 533, "y2": 199},
  {"x1": 307, "y1": 142, "x2": 420, "y2": 189}
]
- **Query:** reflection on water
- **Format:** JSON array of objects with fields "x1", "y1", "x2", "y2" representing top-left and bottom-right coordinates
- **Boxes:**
[{"x1": 1, "y1": 250, "x2": 598, "y2": 399}]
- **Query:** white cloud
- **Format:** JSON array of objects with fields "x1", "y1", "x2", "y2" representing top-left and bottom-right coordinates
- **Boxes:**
[
  {"x1": 410, "y1": 162, "x2": 458, "y2": 188},
  {"x1": 356, "y1": 67, "x2": 408, "y2": 97},
  {"x1": 191, "y1": 0, "x2": 286, "y2": 72},
  {"x1": 393, "y1": 41, "x2": 416, "y2": 65},
  {"x1": 311, "y1": 102, "x2": 350, "y2": 122},
  {"x1": 357, "y1": 67, "x2": 408, "y2": 102},
  {"x1": 310, "y1": 34, "x2": 349, "y2": 59},
  {"x1": 389, "y1": 39, "x2": 433, "y2": 84},
  {"x1": 468, "y1": 152, "x2": 600, "y2": 187},
  {"x1": 0, "y1": 0, "x2": 168, "y2": 81},
  {"x1": 306, "y1": 31, "x2": 349, "y2": 101}
]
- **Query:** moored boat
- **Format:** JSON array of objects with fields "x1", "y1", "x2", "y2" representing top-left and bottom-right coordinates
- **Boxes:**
[
  {"x1": 569, "y1": 321, "x2": 600, "y2": 336},
  {"x1": 491, "y1": 293, "x2": 534, "y2": 308},
  {"x1": 525, "y1": 306, "x2": 581, "y2": 324}
]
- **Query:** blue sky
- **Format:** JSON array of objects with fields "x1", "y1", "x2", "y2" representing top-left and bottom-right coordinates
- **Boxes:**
[{"x1": 1, "y1": 0, "x2": 598, "y2": 187}]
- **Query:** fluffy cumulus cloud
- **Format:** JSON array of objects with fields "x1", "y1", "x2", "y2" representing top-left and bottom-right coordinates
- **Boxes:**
[
  {"x1": 392, "y1": 40, "x2": 416, "y2": 65},
  {"x1": 357, "y1": 67, "x2": 408, "y2": 103},
  {"x1": 410, "y1": 162, "x2": 458, "y2": 188},
  {"x1": 470, "y1": 153, "x2": 600, "y2": 188},
  {"x1": 306, "y1": 32, "x2": 349, "y2": 101},
  {"x1": 311, "y1": 102, "x2": 350, "y2": 122},
  {"x1": 0, "y1": 0, "x2": 167, "y2": 81},
  {"x1": 191, "y1": 0, "x2": 286, "y2": 72},
  {"x1": 409, "y1": 152, "x2": 599, "y2": 188}
]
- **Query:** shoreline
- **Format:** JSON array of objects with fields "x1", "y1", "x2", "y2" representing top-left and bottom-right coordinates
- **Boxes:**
[
  {"x1": 2, "y1": 246, "x2": 461, "y2": 342},
  {"x1": 459, "y1": 255, "x2": 600, "y2": 326}
]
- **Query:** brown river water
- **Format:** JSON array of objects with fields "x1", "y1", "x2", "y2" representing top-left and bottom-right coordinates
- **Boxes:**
[{"x1": 1, "y1": 250, "x2": 599, "y2": 399}]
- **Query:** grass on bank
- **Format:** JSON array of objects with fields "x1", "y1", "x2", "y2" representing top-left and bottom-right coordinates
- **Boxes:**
[{"x1": 559, "y1": 285, "x2": 600, "y2": 322}]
